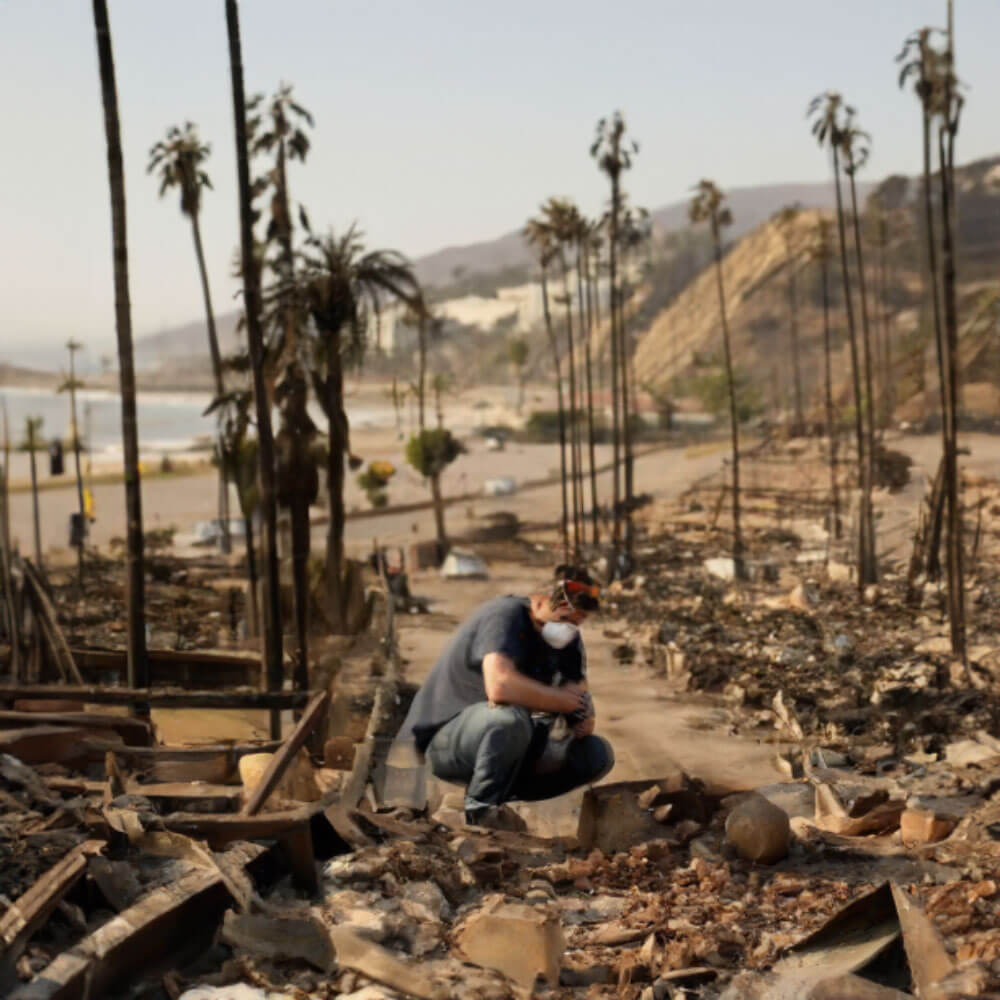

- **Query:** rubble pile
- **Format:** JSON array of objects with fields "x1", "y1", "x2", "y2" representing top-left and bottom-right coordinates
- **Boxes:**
[
  {"x1": 50, "y1": 550, "x2": 247, "y2": 652},
  {"x1": 604, "y1": 488, "x2": 1000, "y2": 758}
]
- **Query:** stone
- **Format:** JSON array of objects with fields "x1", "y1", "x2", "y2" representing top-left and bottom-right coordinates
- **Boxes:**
[
  {"x1": 454, "y1": 897, "x2": 564, "y2": 988},
  {"x1": 900, "y1": 808, "x2": 956, "y2": 846},
  {"x1": 330, "y1": 925, "x2": 446, "y2": 1000},
  {"x1": 944, "y1": 739, "x2": 999, "y2": 767},
  {"x1": 238, "y1": 748, "x2": 319, "y2": 809},
  {"x1": 401, "y1": 880, "x2": 451, "y2": 920},
  {"x1": 220, "y1": 911, "x2": 336, "y2": 972},
  {"x1": 560, "y1": 962, "x2": 614, "y2": 986},
  {"x1": 724, "y1": 793, "x2": 790, "y2": 865},
  {"x1": 827, "y1": 560, "x2": 853, "y2": 584},
  {"x1": 704, "y1": 557, "x2": 736, "y2": 580}
]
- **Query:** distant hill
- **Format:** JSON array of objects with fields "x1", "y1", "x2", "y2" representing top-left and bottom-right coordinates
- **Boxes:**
[
  {"x1": 135, "y1": 310, "x2": 243, "y2": 370},
  {"x1": 412, "y1": 181, "x2": 875, "y2": 289},
  {"x1": 0, "y1": 362, "x2": 58, "y2": 389},
  {"x1": 134, "y1": 178, "x2": 877, "y2": 367},
  {"x1": 632, "y1": 155, "x2": 1000, "y2": 422}
]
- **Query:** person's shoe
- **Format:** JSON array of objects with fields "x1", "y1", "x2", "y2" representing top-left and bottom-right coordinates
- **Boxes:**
[{"x1": 464, "y1": 804, "x2": 528, "y2": 833}]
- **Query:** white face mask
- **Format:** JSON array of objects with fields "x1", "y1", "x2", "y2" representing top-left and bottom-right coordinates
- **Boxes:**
[{"x1": 541, "y1": 621, "x2": 579, "y2": 649}]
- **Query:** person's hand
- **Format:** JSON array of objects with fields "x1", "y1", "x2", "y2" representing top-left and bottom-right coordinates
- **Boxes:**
[
  {"x1": 572, "y1": 715, "x2": 596, "y2": 739},
  {"x1": 560, "y1": 682, "x2": 589, "y2": 717}
]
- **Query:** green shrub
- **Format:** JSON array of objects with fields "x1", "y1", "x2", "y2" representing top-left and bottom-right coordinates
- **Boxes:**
[{"x1": 405, "y1": 428, "x2": 464, "y2": 478}]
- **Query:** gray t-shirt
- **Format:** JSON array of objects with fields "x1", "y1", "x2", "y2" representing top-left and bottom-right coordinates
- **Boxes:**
[{"x1": 398, "y1": 595, "x2": 585, "y2": 753}]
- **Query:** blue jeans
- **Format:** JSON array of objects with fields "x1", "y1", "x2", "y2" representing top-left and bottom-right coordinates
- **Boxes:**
[{"x1": 425, "y1": 703, "x2": 614, "y2": 816}]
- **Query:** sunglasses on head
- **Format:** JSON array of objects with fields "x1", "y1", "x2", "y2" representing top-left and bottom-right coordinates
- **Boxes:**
[{"x1": 559, "y1": 579, "x2": 600, "y2": 611}]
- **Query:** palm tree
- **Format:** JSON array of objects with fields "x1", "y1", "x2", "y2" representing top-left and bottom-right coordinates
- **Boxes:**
[
  {"x1": 524, "y1": 214, "x2": 570, "y2": 562},
  {"x1": 776, "y1": 205, "x2": 806, "y2": 433},
  {"x1": 292, "y1": 227, "x2": 420, "y2": 630},
  {"x1": 575, "y1": 215, "x2": 601, "y2": 545},
  {"x1": 147, "y1": 123, "x2": 232, "y2": 553},
  {"x1": 812, "y1": 219, "x2": 842, "y2": 541},
  {"x1": 591, "y1": 112, "x2": 639, "y2": 573},
  {"x1": 808, "y1": 91, "x2": 875, "y2": 588},
  {"x1": 275, "y1": 363, "x2": 318, "y2": 690},
  {"x1": 92, "y1": 0, "x2": 149, "y2": 694},
  {"x1": 841, "y1": 115, "x2": 879, "y2": 585},
  {"x1": 507, "y1": 336, "x2": 529, "y2": 412},
  {"x1": 226, "y1": 0, "x2": 284, "y2": 731},
  {"x1": 690, "y1": 180, "x2": 745, "y2": 580},
  {"x1": 934, "y1": 21, "x2": 967, "y2": 662},
  {"x1": 582, "y1": 220, "x2": 604, "y2": 545},
  {"x1": 250, "y1": 83, "x2": 313, "y2": 369},
  {"x1": 899, "y1": 30, "x2": 948, "y2": 581},
  {"x1": 618, "y1": 203, "x2": 651, "y2": 505},
  {"x1": 544, "y1": 197, "x2": 585, "y2": 556}
]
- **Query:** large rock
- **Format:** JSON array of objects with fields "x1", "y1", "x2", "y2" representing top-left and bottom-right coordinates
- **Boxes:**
[
  {"x1": 453, "y1": 897, "x2": 564, "y2": 988},
  {"x1": 725, "y1": 793, "x2": 790, "y2": 864},
  {"x1": 900, "y1": 807, "x2": 955, "y2": 846}
]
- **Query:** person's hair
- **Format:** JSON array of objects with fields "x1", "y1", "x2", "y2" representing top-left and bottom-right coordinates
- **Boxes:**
[{"x1": 550, "y1": 564, "x2": 600, "y2": 613}]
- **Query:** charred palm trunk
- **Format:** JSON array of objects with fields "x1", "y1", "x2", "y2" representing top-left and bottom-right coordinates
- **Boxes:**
[
  {"x1": 712, "y1": 220, "x2": 745, "y2": 579},
  {"x1": 922, "y1": 107, "x2": 949, "y2": 582},
  {"x1": 430, "y1": 472, "x2": 447, "y2": 551},
  {"x1": 67, "y1": 352, "x2": 85, "y2": 591},
  {"x1": 325, "y1": 335, "x2": 348, "y2": 632},
  {"x1": 244, "y1": 514, "x2": 260, "y2": 636},
  {"x1": 938, "y1": 115, "x2": 966, "y2": 662},
  {"x1": 417, "y1": 318, "x2": 427, "y2": 433},
  {"x1": 848, "y1": 169, "x2": 878, "y2": 585},
  {"x1": 28, "y1": 424, "x2": 42, "y2": 569},
  {"x1": 831, "y1": 143, "x2": 868, "y2": 592},
  {"x1": 561, "y1": 256, "x2": 582, "y2": 558},
  {"x1": 190, "y1": 212, "x2": 231, "y2": 554},
  {"x1": 290, "y1": 495, "x2": 310, "y2": 691},
  {"x1": 608, "y1": 178, "x2": 622, "y2": 570},
  {"x1": 820, "y1": 248, "x2": 842, "y2": 540},
  {"x1": 579, "y1": 240, "x2": 600, "y2": 546},
  {"x1": 93, "y1": 0, "x2": 149, "y2": 700},
  {"x1": 618, "y1": 252, "x2": 635, "y2": 566},
  {"x1": 541, "y1": 270, "x2": 569, "y2": 562},
  {"x1": 876, "y1": 213, "x2": 892, "y2": 430},
  {"x1": 227, "y1": 0, "x2": 284, "y2": 735}
]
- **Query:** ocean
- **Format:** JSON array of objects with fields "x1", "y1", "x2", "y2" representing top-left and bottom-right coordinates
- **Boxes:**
[{"x1": 0, "y1": 385, "x2": 396, "y2": 457}]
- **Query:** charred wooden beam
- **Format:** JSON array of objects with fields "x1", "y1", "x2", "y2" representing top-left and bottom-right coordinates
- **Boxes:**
[
  {"x1": 9, "y1": 842, "x2": 272, "y2": 1000},
  {"x1": 0, "y1": 684, "x2": 312, "y2": 710},
  {"x1": 0, "y1": 840, "x2": 105, "y2": 993},
  {"x1": 0, "y1": 711, "x2": 153, "y2": 747},
  {"x1": 242, "y1": 691, "x2": 329, "y2": 817}
]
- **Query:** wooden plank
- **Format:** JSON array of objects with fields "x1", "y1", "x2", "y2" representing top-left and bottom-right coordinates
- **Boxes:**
[
  {"x1": 0, "y1": 684, "x2": 312, "y2": 710},
  {"x1": 0, "y1": 645, "x2": 266, "y2": 689},
  {"x1": 44, "y1": 777, "x2": 243, "y2": 812},
  {"x1": 0, "y1": 840, "x2": 105, "y2": 992},
  {"x1": 73, "y1": 647, "x2": 265, "y2": 690},
  {"x1": 162, "y1": 807, "x2": 312, "y2": 848},
  {"x1": 242, "y1": 691, "x2": 330, "y2": 816},
  {"x1": 112, "y1": 741, "x2": 282, "y2": 784},
  {"x1": 0, "y1": 710, "x2": 153, "y2": 747},
  {"x1": 890, "y1": 883, "x2": 954, "y2": 1000},
  {"x1": 9, "y1": 842, "x2": 270, "y2": 1000},
  {"x1": 22, "y1": 560, "x2": 83, "y2": 685},
  {"x1": 280, "y1": 825, "x2": 318, "y2": 893},
  {"x1": 0, "y1": 727, "x2": 96, "y2": 766}
]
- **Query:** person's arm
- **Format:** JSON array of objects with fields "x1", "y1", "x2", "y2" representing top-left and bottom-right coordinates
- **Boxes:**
[
  {"x1": 558, "y1": 639, "x2": 596, "y2": 737},
  {"x1": 483, "y1": 652, "x2": 589, "y2": 715}
]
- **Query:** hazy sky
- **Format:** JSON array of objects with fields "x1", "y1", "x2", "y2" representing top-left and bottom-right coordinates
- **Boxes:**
[{"x1": 3, "y1": 0, "x2": 998, "y2": 365}]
